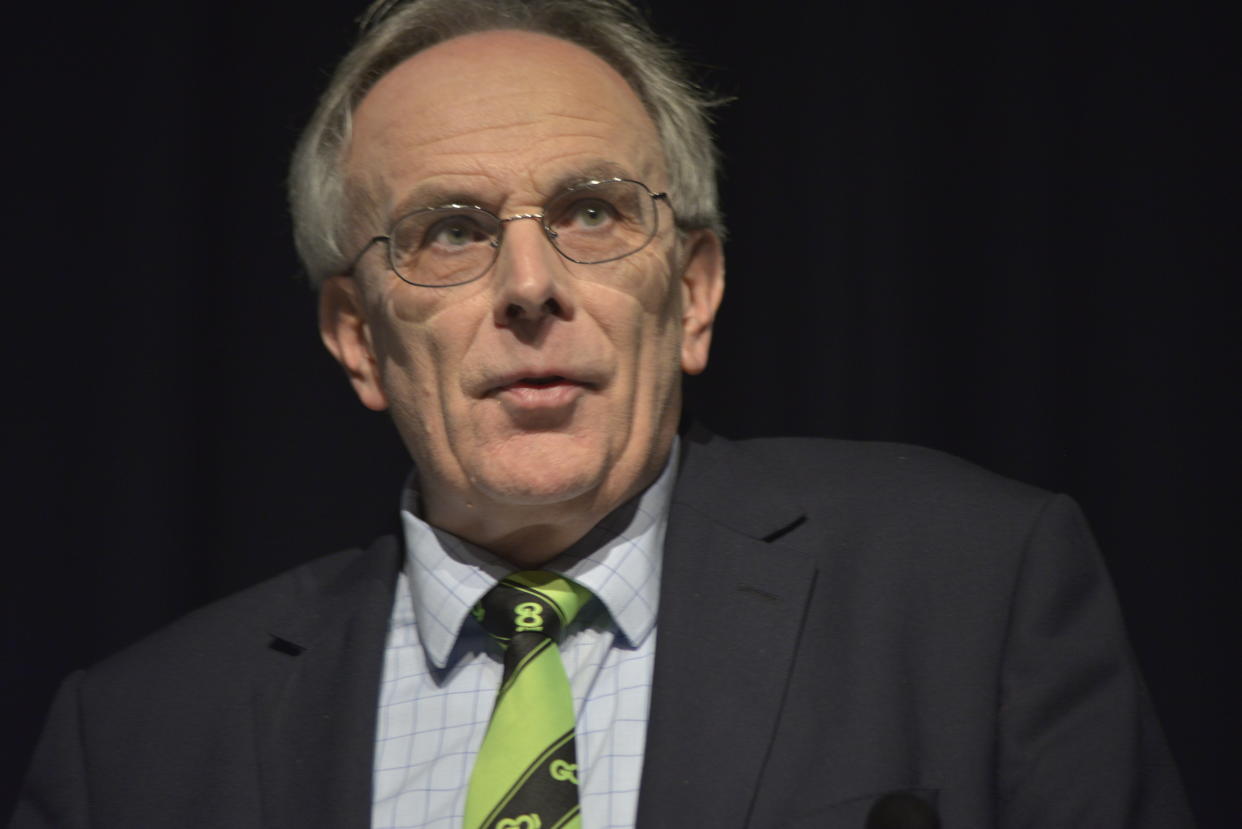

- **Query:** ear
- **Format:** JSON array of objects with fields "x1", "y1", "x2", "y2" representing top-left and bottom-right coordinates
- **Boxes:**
[
  {"x1": 678, "y1": 229, "x2": 725, "y2": 375},
  {"x1": 319, "y1": 276, "x2": 389, "y2": 411}
]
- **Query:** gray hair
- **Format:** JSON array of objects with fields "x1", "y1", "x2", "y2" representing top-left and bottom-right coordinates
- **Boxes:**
[{"x1": 288, "y1": 0, "x2": 725, "y2": 289}]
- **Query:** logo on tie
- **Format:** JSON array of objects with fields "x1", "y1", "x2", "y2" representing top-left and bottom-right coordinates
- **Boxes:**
[
  {"x1": 466, "y1": 573, "x2": 591, "y2": 829},
  {"x1": 549, "y1": 759, "x2": 578, "y2": 785},
  {"x1": 514, "y1": 602, "x2": 544, "y2": 631}
]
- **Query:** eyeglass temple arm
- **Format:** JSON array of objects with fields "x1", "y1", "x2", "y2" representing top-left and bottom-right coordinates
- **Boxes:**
[{"x1": 344, "y1": 235, "x2": 390, "y2": 277}]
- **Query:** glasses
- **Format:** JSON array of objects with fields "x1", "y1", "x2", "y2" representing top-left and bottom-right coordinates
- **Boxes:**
[{"x1": 347, "y1": 178, "x2": 670, "y2": 288}]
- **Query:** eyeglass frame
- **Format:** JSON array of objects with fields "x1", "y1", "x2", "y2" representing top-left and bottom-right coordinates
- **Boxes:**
[{"x1": 343, "y1": 177, "x2": 672, "y2": 288}]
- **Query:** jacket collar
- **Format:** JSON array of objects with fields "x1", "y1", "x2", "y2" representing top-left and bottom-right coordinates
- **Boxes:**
[
  {"x1": 637, "y1": 425, "x2": 819, "y2": 828},
  {"x1": 254, "y1": 535, "x2": 402, "y2": 829},
  {"x1": 249, "y1": 427, "x2": 816, "y2": 829}
]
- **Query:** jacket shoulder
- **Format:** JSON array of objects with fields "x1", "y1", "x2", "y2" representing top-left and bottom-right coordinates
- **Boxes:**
[
  {"x1": 86, "y1": 536, "x2": 400, "y2": 692},
  {"x1": 678, "y1": 430, "x2": 1067, "y2": 575},
  {"x1": 734, "y1": 435, "x2": 1048, "y2": 506}
]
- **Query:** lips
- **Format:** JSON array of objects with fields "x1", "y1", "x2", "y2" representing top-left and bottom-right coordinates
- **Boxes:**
[
  {"x1": 507, "y1": 375, "x2": 572, "y2": 388},
  {"x1": 483, "y1": 369, "x2": 596, "y2": 413},
  {"x1": 485, "y1": 369, "x2": 597, "y2": 396}
]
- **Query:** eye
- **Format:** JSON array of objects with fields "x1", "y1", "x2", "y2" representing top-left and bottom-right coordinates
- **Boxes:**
[
  {"x1": 426, "y1": 216, "x2": 489, "y2": 249},
  {"x1": 560, "y1": 198, "x2": 616, "y2": 230}
]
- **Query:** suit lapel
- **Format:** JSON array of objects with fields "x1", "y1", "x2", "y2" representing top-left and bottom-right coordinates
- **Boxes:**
[
  {"x1": 637, "y1": 429, "x2": 818, "y2": 828},
  {"x1": 252, "y1": 536, "x2": 402, "y2": 829},
  {"x1": 245, "y1": 430, "x2": 810, "y2": 829}
]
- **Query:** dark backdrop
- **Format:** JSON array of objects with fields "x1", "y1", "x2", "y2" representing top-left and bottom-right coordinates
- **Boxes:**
[{"x1": 4, "y1": 0, "x2": 1235, "y2": 824}]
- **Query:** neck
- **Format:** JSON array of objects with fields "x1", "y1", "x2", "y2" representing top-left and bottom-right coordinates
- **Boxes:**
[
  {"x1": 469, "y1": 515, "x2": 604, "y2": 567},
  {"x1": 420, "y1": 446, "x2": 673, "y2": 568},
  {"x1": 420, "y1": 480, "x2": 641, "y2": 568}
]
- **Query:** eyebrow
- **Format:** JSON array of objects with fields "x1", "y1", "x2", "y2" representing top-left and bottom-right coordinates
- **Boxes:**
[
  {"x1": 391, "y1": 183, "x2": 488, "y2": 215},
  {"x1": 388, "y1": 160, "x2": 638, "y2": 221},
  {"x1": 544, "y1": 161, "x2": 634, "y2": 196}
]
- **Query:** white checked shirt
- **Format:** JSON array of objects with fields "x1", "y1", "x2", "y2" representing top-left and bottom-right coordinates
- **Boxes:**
[{"x1": 372, "y1": 442, "x2": 677, "y2": 829}]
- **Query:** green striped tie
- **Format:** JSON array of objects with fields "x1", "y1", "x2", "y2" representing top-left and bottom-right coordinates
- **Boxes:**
[{"x1": 465, "y1": 571, "x2": 593, "y2": 829}]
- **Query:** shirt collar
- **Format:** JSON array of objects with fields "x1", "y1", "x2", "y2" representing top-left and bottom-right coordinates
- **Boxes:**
[{"x1": 401, "y1": 438, "x2": 677, "y2": 670}]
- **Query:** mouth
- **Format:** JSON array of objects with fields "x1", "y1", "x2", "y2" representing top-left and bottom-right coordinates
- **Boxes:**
[
  {"x1": 487, "y1": 371, "x2": 595, "y2": 411},
  {"x1": 486, "y1": 369, "x2": 597, "y2": 395},
  {"x1": 504, "y1": 375, "x2": 578, "y2": 390}
]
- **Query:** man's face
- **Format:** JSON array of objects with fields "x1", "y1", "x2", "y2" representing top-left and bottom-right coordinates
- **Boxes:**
[{"x1": 320, "y1": 30, "x2": 723, "y2": 551}]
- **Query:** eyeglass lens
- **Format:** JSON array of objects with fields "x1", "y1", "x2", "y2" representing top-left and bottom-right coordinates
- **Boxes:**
[{"x1": 388, "y1": 179, "x2": 659, "y2": 286}]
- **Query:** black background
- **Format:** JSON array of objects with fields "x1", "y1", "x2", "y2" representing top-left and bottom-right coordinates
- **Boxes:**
[{"x1": 3, "y1": 0, "x2": 1236, "y2": 824}]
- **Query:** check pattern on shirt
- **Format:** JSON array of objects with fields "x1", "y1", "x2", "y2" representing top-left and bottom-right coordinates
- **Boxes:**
[{"x1": 372, "y1": 443, "x2": 676, "y2": 829}]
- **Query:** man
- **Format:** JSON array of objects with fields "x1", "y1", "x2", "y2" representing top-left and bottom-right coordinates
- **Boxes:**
[{"x1": 12, "y1": 0, "x2": 1194, "y2": 827}]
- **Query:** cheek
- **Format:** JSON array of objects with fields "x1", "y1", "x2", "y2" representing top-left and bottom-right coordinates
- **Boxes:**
[
  {"x1": 584, "y1": 260, "x2": 684, "y2": 375},
  {"x1": 592, "y1": 252, "x2": 682, "y2": 329},
  {"x1": 365, "y1": 289, "x2": 477, "y2": 426},
  {"x1": 386, "y1": 275, "x2": 492, "y2": 323},
  {"x1": 613, "y1": 252, "x2": 681, "y2": 314},
  {"x1": 373, "y1": 280, "x2": 486, "y2": 371}
]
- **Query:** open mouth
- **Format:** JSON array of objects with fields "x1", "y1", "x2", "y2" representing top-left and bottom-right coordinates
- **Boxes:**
[{"x1": 510, "y1": 375, "x2": 572, "y2": 388}]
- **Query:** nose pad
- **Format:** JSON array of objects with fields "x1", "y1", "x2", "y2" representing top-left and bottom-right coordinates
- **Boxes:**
[{"x1": 491, "y1": 217, "x2": 574, "y2": 324}]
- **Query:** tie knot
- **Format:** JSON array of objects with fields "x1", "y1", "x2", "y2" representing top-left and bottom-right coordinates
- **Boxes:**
[{"x1": 474, "y1": 571, "x2": 592, "y2": 646}]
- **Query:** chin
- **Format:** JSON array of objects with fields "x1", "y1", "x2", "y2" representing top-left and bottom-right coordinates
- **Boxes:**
[
  {"x1": 472, "y1": 464, "x2": 603, "y2": 507},
  {"x1": 466, "y1": 432, "x2": 614, "y2": 507}
]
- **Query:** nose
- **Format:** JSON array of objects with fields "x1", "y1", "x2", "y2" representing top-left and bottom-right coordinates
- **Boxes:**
[{"x1": 490, "y1": 216, "x2": 575, "y2": 332}]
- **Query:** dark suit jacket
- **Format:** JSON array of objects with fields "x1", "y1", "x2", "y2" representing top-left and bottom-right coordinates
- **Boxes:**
[{"x1": 12, "y1": 429, "x2": 1194, "y2": 828}]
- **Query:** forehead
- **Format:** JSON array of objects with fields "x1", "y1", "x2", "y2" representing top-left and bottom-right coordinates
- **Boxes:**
[{"x1": 346, "y1": 30, "x2": 665, "y2": 209}]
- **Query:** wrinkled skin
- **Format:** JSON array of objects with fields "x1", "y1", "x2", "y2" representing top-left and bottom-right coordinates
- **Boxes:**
[{"x1": 319, "y1": 30, "x2": 724, "y2": 564}]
